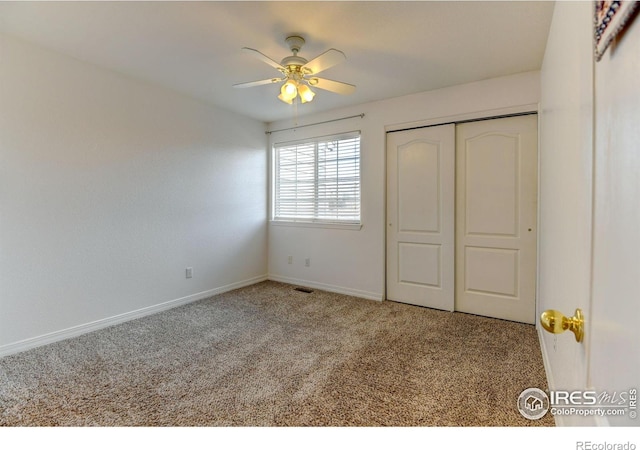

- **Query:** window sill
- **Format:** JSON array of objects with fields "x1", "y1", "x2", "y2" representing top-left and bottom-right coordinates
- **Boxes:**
[{"x1": 269, "y1": 220, "x2": 362, "y2": 231}]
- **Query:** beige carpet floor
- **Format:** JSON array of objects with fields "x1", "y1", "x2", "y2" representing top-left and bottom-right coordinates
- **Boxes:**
[{"x1": 0, "y1": 281, "x2": 553, "y2": 426}]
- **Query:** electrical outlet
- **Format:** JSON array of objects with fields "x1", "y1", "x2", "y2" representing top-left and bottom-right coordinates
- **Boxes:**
[
  {"x1": 305, "y1": 258, "x2": 310, "y2": 267},
  {"x1": 288, "y1": 255, "x2": 293, "y2": 264},
  {"x1": 186, "y1": 267, "x2": 193, "y2": 279}
]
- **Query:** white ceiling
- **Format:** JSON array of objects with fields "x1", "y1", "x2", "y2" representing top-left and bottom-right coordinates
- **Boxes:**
[{"x1": 0, "y1": 1, "x2": 555, "y2": 123}]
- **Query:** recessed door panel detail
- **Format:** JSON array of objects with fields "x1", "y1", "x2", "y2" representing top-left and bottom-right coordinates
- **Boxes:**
[
  {"x1": 398, "y1": 243, "x2": 441, "y2": 287},
  {"x1": 465, "y1": 133, "x2": 519, "y2": 237},
  {"x1": 464, "y1": 247, "x2": 518, "y2": 298},
  {"x1": 398, "y1": 140, "x2": 440, "y2": 233}
]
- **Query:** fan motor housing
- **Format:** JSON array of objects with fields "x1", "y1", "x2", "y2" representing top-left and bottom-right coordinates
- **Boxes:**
[{"x1": 281, "y1": 55, "x2": 308, "y2": 67}]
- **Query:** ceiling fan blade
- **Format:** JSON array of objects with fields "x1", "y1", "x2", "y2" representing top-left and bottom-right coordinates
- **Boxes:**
[
  {"x1": 302, "y1": 49, "x2": 346, "y2": 75},
  {"x1": 242, "y1": 47, "x2": 285, "y2": 71},
  {"x1": 233, "y1": 78, "x2": 283, "y2": 89},
  {"x1": 309, "y1": 78, "x2": 356, "y2": 95}
]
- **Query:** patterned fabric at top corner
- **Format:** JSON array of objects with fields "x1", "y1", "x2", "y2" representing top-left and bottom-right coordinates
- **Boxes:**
[{"x1": 594, "y1": 0, "x2": 640, "y2": 61}]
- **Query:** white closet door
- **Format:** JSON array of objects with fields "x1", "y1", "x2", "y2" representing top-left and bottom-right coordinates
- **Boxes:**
[
  {"x1": 386, "y1": 124, "x2": 455, "y2": 311},
  {"x1": 455, "y1": 115, "x2": 538, "y2": 324}
]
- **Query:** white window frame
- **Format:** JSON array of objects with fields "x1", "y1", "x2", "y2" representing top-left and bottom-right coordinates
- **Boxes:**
[{"x1": 271, "y1": 131, "x2": 362, "y2": 229}]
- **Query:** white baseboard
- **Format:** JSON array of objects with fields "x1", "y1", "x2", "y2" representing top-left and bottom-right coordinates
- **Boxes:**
[
  {"x1": 267, "y1": 274, "x2": 383, "y2": 301},
  {"x1": 0, "y1": 274, "x2": 268, "y2": 359}
]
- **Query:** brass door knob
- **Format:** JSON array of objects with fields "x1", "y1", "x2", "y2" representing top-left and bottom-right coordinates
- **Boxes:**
[{"x1": 540, "y1": 308, "x2": 584, "y2": 343}]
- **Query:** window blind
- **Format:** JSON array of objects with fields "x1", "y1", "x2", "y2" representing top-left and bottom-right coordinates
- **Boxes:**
[{"x1": 273, "y1": 131, "x2": 361, "y2": 223}]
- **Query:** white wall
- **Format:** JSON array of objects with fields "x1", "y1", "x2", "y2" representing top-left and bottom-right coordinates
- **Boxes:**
[
  {"x1": 537, "y1": 0, "x2": 594, "y2": 425},
  {"x1": 0, "y1": 34, "x2": 267, "y2": 355},
  {"x1": 268, "y1": 71, "x2": 540, "y2": 300}
]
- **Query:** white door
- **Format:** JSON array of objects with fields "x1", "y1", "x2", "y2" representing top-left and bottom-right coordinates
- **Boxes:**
[
  {"x1": 536, "y1": 0, "x2": 595, "y2": 426},
  {"x1": 455, "y1": 115, "x2": 538, "y2": 324},
  {"x1": 386, "y1": 124, "x2": 455, "y2": 310},
  {"x1": 588, "y1": 12, "x2": 640, "y2": 426}
]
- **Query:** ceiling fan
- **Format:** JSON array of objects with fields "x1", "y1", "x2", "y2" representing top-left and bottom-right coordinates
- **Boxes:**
[{"x1": 233, "y1": 35, "x2": 355, "y2": 104}]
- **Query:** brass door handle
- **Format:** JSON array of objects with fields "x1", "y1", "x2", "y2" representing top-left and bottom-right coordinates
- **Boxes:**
[{"x1": 540, "y1": 308, "x2": 584, "y2": 343}]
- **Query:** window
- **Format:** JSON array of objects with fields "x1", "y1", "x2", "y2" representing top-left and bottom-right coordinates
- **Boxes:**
[{"x1": 273, "y1": 131, "x2": 361, "y2": 225}]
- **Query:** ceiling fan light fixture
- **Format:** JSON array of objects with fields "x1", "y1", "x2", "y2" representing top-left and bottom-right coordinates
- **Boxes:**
[
  {"x1": 278, "y1": 79, "x2": 298, "y2": 103},
  {"x1": 235, "y1": 36, "x2": 354, "y2": 106},
  {"x1": 277, "y1": 93, "x2": 294, "y2": 104},
  {"x1": 282, "y1": 80, "x2": 297, "y2": 96},
  {"x1": 298, "y1": 84, "x2": 315, "y2": 103}
]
